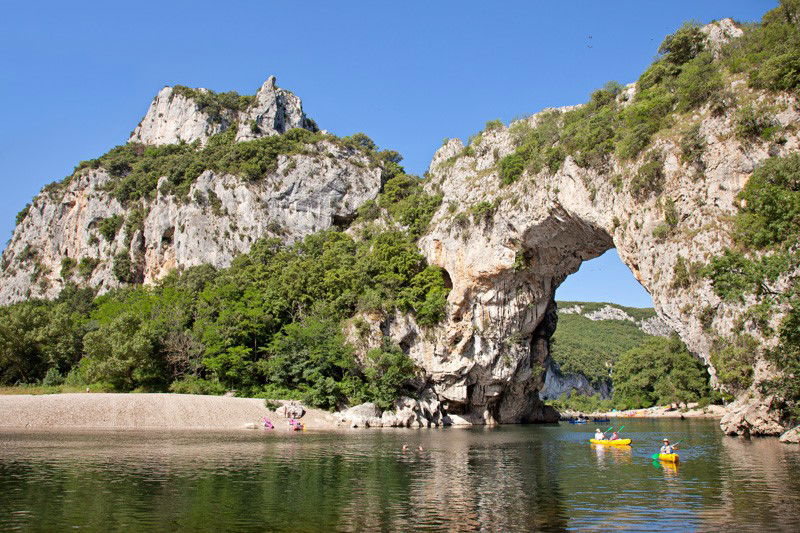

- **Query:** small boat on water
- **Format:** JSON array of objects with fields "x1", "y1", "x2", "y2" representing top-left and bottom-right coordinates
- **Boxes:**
[
  {"x1": 569, "y1": 419, "x2": 588, "y2": 424},
  {"x1": 589, "y1": 438, "x2": 632, "y2": 446},
  {"x1": 592, "y1": 418, "x2": 611, "y2": 423},
  {"x1": 656, "y1": 453, "x2": 679, "y2": 463}
]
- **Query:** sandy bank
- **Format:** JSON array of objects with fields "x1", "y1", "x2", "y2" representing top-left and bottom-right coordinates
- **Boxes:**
[
  {"x1": 588, "y1": 404, "x2": 728, "y2": 419},
  {"x1": 0, "y1": 393, "x2": 338, "y2": 431}
]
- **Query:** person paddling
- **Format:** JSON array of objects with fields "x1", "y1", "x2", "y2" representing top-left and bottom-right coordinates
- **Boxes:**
[
  {"x1": 610, "y1": 431, "x2": 620, "y2": 440},
  {"x1": 594, "y1": 428, "x2": 605, "y2": 440},
  {"x1": 660, "y1": 438, "x2": 678, "y2": 454}
]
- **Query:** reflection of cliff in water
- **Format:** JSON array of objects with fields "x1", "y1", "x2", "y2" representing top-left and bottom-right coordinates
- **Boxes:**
[
  {"x1": 332, "y1": 428, "x2": 568, "y2": 531},
  {"x1": 0, "y1": 429, "x2": 569, "y2": 532},
  {"x1": 697, "y1": 436, "x2": 800, "y2": 531}
]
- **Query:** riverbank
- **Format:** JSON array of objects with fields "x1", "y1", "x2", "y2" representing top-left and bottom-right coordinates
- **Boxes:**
[
  {"x1": 0, "y1": 393, "x2": 338, "y2": 431},
  {"x1": 561, "y1": 403, "x2": 728, "y2": 420},
  {"x1": 0, "y1": 393, "x2": 733, "y2": 432}
]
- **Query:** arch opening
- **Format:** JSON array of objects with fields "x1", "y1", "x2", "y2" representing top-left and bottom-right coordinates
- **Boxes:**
[{"x1": 538, "y1": 249, "x2": 713, "y2": 416}]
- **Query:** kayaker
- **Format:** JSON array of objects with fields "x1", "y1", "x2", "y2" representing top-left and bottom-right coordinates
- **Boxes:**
[
  {"x1": 610, "y1": 431, "x2": 619, "y2": 440},
  {"x1": 594, "y1": 428, "x2": 605, "y2": 440},
  {"x1": 660, "y1": 438, "x2": 678, "y2": 454}
]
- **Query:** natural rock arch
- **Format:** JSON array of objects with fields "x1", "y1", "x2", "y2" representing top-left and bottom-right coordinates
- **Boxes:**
[{"x1": 404, "y1": 99, "x2": 799, "y2": 430}]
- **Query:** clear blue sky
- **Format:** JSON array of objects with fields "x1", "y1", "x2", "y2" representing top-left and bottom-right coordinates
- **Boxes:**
[{"x1": 0, "y1": 0, "x2": 775, "y2": 307}]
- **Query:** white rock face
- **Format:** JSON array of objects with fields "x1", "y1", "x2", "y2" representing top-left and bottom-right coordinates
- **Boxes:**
[
  {"x1": 721, "y1": 397, "x2": 786, "y2": 437},
  {"x1": 128, "y1": 87, "x2": 231, "y2": 146},
  {"x1": 129, "y1": 76, "x2": 312, "y2": 146},
  {"x1": 539, "y1": 364, "x2": 610, "y2": 401},
  {"x1": 234, "y1": 76, "x2": 310, "y2": 142},
  {"x1": 639, "y1": 316, "x2": 674, "y2": 337},
  {"x1": 0, "y1": 141, "x2": 382, "y2": 303}
]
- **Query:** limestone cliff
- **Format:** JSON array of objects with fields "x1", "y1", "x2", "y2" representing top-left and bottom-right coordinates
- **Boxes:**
[{"x1": 1, "y1": 77, "x2": 382, "y2": 303}]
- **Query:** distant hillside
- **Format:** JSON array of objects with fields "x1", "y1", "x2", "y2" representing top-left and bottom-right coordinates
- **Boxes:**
[{"x1": 540, "y1": 301, "x2": 671, "y2": 400}]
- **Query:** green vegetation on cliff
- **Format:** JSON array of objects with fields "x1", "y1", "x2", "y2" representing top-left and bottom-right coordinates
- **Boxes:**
[
  {"x1": 0, "y1": 131, "x2": 446, "y2": 410},
  {"x1": 705, "y1": 153, "x2": 800, "y2": 421},
  {"x1": 171, "y1": 85, "x2": 255, "y2": 120},
  {"x1": 550, "y1": 310, "x2": 652, "y2": 387},
  {"x1": 482, "y1": 2, "x2": 800, "y2": 197}
]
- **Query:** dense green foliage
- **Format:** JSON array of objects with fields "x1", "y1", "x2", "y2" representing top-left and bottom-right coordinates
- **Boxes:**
[
  {"x1": 60, "y1": 258, "x2": 76, "y2": 280},
  {"x1": 0, "y1": 224, "x2": 449, "y2": 409},
  {"x1": 0, "y1": 286, "x2": 92, "y2": 385},
  {"x1": 723, "y1": 1, "x2": 800, "y2": 92},
  {"x1": 612, "y1": 336, "x2": 711, "y2": 410},
  {"x1": 377, "y1": 174, "x2": 443, "y2": 238},
  {"x1": 98, "y1": 215, "x2": 123, "y2": 242},
  {"x1": 704, "y1": 152, "x2": 800, "y2": 420},
  {"x1": 78, "y1": 257, "x2": 100, "y2": 279}
]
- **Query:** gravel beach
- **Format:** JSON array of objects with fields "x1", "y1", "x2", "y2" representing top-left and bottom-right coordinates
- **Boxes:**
[{"x1": 0, "y1": 393, "x2": 338, "y2": 431}]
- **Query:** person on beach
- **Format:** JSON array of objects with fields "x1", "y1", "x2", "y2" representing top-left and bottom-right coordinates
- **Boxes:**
[
  {"x1": 594, "y1": 428, "x2": 605, "y2": 440},
  {"x1": 660, "y1": 438, "x2": 678, "y2": 454}
]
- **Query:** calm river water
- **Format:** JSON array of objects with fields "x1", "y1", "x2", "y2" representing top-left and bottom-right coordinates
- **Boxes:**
[{"x1": 1, "y1": 418, "x2": 798, "y2": 532}]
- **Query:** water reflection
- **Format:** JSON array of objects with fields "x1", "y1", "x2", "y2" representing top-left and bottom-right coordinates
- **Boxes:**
[
  {"x1": 0, "y1": 420, "x2": 798, "y2": 532},
  {"x1": 592, "y1": 443, "x2": 632, "y2": 468}
]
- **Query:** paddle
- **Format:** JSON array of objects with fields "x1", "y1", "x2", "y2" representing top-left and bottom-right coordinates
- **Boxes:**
[
  {"x1": 651, "y1": 440, "x2": 682, "y2": 459},
  {"x1": 599, "y1": 425, "x2": 624, "y2": 439}
]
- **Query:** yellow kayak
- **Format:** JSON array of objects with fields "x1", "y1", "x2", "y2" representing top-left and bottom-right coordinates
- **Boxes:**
[
  {"x1": 657, "y1": 453, "x2": 679, "y2": 463},
  {"x1": 589, "y1": 438, "x2": 632, "y2": 446}
]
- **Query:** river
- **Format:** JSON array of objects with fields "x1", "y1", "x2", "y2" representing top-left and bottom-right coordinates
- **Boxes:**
[{"x1": 1, "y1": 418, "x2": 798, "y2": 531}]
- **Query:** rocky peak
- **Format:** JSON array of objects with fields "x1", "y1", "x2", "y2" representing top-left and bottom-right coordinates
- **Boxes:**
[
  {"x1": 701, "y1": 18, "x2": 744, "y2": 56},
  {"x1": 234, "y1": 76, "x2": 312, "y2": 142},
  {"x1": 128, "y1": 75, "x2": 313, "y2": 146}
]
